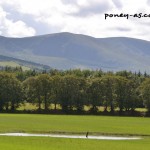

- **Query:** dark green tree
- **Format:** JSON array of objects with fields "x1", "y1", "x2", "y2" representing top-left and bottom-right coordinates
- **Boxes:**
[
  {"x1": 87, "y1": 78, "x2": 104, "y2": 112},
  {"x1": 139, "y1": 78, "x2": 150, "y2": 112}
]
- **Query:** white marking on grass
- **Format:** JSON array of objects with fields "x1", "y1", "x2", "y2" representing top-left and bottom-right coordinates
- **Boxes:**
[{"x1": 0, "y1": 133, "x2": 141, "y2": 140}]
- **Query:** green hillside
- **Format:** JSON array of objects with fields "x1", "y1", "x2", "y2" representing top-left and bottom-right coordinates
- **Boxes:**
[
  {"x1": 0, "y1": 55, "x2": 51, "y2": 71},
  {"x1": 0, "y1": 61, "x2": 30, "y2": 71},
  {"x1": 0, "y1": 33, "x2": 150, "y2": 72}
]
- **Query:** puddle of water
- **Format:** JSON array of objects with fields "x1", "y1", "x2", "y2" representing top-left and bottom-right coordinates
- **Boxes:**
[{"x1": 0, "y1": 133, "x2": 141, "y2": 140}]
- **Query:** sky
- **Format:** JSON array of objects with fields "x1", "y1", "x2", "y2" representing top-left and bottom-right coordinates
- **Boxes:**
[{"x1": 0, "y1": 0, "x2": 150, "y2": 40}]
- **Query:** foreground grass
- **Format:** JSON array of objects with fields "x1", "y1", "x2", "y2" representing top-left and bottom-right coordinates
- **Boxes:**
[
  {"x1": 0, "y1": 114, "x2": 149, "y2": 150},
  {"x1": 0, "y1": 136, "x2": 149, "y2": 150},
  {"x1": 0, "y1": 114, "x2": 150, "y2": 136}
]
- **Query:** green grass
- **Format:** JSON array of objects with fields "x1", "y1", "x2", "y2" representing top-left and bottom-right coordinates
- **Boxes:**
[
  {"x1": 17, "y1": 103, "x2": 39, "y2": 111},
  {"x1": 0, "y1": 61, "x2": 30, "y2": 71},
  {"x1": 17, "y1": 103, "x2": 62, "y2": 111},
  {"x1": 0, "y1": 136, "x2": 149, "y2": 150},
  {"x1": 0, "y1": 114, "x2": 150, "y2": 136},
  {"x1": 17, "y1": 103, "x2": 148, "y2": 113},
  {"x1": 135, "y1": 108, "x2": 147, "y2": 112},
  {"x1": 0, "y1": 114, "x2": 150, "y2": 150}
]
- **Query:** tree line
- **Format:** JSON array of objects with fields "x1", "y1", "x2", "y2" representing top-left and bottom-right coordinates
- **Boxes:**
[{"x1": 0, "y1": 67, "x2": 150, "y2": 115}]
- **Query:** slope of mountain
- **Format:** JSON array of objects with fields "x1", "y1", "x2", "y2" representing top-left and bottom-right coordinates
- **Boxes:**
[
  {"x1": 0, "y1": 55, "x2": 51, "y2": 71},
  {"x1": 0, "y1": 32, "x2": 150, "y2": 72}
]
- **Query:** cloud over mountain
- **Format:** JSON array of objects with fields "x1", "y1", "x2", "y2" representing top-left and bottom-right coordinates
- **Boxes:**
[{"x1": 0, "y1": 0, "x2": 150, "y2": 40}]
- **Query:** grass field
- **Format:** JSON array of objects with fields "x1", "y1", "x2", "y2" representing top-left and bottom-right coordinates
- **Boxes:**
[
  {"x1": 0, "y1": 114, "x2": 150, "y2": 136},
  {"x1": 0, "y1": 136, "x2": 150, "y2": 150},
  {"x1": 0, "y1": 114, "x2": 150, "y2": 150},
  {"x1": 0, "y1": 61, "x2": 30, "y2": 71}
]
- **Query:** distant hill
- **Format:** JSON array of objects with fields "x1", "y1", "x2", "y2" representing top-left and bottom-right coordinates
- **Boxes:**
[
  {"x1": 0, "y1": 32, "x2": 150, "y2": 72},
  {"x1": 0, "y1": 55, "x2": 51, "y2": 71}
]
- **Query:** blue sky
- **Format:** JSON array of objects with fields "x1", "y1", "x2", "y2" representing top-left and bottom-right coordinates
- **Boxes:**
[{"x1": 0, "y1": 0, "x2": 150, "y2": 40}]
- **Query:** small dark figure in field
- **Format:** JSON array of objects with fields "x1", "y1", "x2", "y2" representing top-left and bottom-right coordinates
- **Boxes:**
[{"x1": 86, "y1": 132, "x2": 89, "y2": 138}]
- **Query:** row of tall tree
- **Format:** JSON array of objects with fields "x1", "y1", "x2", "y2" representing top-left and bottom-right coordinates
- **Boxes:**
[{"x1": 0, "y1": 68, "x2": 150, "y2": 114}]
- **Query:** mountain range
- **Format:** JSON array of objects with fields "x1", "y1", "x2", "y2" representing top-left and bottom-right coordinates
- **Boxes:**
[{"x1": 0, "y1": 32, "x2": 150, "y2": 72}]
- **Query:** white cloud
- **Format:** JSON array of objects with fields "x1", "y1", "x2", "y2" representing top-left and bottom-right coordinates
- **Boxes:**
[
  {"x1": 0, "y1": 5, "x2": 36, "y2": 37},
  {"x1": 0, "y1": 0, "x2": 150, "y2": 40},
  {"x1": 6, "y1": 21, "x2": 36, "y2": 37}
]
